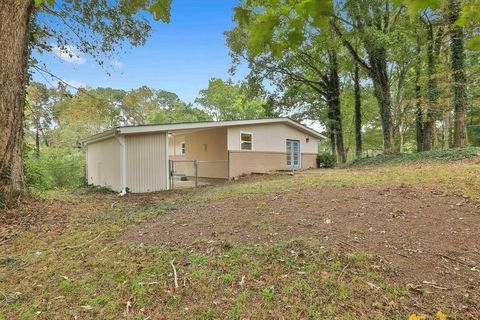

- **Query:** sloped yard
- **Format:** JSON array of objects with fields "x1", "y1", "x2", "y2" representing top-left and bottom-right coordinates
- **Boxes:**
[{"x1": 1, "y1": 160, "x2": 479, "y2": 319}]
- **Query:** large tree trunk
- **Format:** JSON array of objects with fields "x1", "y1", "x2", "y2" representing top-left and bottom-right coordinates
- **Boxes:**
[
  {"x1": 328, "y1": 50, "x2": 346, "y2": 163},
  {"x1": 353, "y1": 64, "x2": 362, "y2": 160},
  {"x1": 449, "y1": 0, "x2": 468, "y2": 148},
  {"x1": 327, "y1": 104, "x2": 336, "y2": 156},
  {"x1": 0, "y1": 0, "x2": 34, "y2": 207},
  {"x1": 367, "y1": 48, "x2": 395, "y2": 153},
  {"x1": 415, "y1": 31, "x2": 425, "y2": 152},
  {"x1": 423, "y1": 23, "x2": 439, "y2": 151}
]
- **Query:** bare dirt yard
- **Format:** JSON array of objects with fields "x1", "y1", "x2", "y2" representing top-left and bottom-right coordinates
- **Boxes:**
[{"x1": 1, "y1": 160, "x2": 480, "y2": 319}]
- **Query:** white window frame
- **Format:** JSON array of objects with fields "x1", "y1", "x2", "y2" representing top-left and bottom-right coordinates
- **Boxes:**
[
  {"x1": 240, "y1": 132, "x2": 253, "y2": 150},
  {"x1": 181, "y1": 142, "x2": 186, "y2": 155}
]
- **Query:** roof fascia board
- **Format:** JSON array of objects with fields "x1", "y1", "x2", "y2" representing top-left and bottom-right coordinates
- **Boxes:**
[
  {"x1": 81, "y1": 129, "x2": 117, "y2": 145},
  {"x1": 117, "y1": 118, "x2": 286, "y2": 135},
  {"x1": 118, "y1": 118, "x2": 326, "y2": 139}
]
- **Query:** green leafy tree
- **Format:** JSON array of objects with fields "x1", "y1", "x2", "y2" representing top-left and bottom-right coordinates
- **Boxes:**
[
  {"x1": 0, "y1": 0, "x2": 171, "y2": 205},
  {"x1": 195, "y1": 78, "x2": 268, "y2": 121},
  {"x1": 228, "y1": 0, "x2": 347, "y2": 162},
  {"x1": 25, "y1": 82, "x2": 54, "y2": 156}
]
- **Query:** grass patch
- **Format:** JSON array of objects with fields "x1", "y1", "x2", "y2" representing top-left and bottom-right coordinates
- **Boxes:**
[{"x1": 2, "y1": 160, "x2": 479, "y2": 318}]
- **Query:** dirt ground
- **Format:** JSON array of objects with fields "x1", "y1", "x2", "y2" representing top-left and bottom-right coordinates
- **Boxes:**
[{"x1": 123, "y1": 184, "x2": 480, "y2": 311}]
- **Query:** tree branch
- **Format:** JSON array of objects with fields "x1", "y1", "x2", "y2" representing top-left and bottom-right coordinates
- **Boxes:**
[{"x1": 330, "y1": 21, "x2": 372, "y2": 73}]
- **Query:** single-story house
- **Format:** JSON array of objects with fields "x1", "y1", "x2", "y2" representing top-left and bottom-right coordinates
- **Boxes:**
[{"x1": 82, "y1": 118, "x2": 325, "y2": 193}]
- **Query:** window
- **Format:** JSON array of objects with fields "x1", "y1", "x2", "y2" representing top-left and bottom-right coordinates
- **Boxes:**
[
  {"x1": 241, "y1": 132, "x2": 252, "y2": 150},
  {"x1": 181, "y1": 142, "x2": 186, "y2": 155}
]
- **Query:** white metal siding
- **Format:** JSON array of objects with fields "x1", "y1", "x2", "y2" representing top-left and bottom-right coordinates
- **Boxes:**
[
  {"x1": 86, "y1": 137, "x2": 121, "y2": 191},
  {"x1": 125, "y1": 133, "x2": 168, "y2": 193}
]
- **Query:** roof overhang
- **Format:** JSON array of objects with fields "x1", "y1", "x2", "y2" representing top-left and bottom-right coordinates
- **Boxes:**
[
  {"x1": 82, "y1": 118, "x2": 326, "y2": 145},
  {"x1": 81, "y1": 128, "x2": 117, "y2": 145}
]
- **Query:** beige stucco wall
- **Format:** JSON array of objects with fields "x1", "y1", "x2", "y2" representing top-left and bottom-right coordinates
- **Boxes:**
[
  {"x1": 227, "y1": 123, "x2": 319, "y2": 177},
  {"x1": 301, "y1": 153, "x2": 317, "y2": 169},
  {"x1": 168, "y1": 127, "x2": 228, "y2": 179},
  {"x1": 86, "y1": 137, "x2": 121, "y2": 191},
  {"x1": 125, "y1": 132, "x2": 169, "y2": 193},
  {"x1": 228, "y1": 151, "x2": 284, "y2": 177},
  {"x1": 227, "y1": 123, "x2": 319, "y2": 153}
]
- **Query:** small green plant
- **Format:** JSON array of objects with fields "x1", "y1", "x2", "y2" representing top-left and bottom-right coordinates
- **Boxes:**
[
  {"x1": 261, "y1": 287, "x2": 275, "y2": 301},
  {"x1": 317, "y1": 152, "x2": 337, "y2": 168}
]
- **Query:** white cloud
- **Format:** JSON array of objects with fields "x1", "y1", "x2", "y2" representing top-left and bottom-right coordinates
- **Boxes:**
[
  {"x1": 112, "y1": 60, "x2": 123, "y2": 69},
  {"x1": 51, "y1": 45, "x2": 86, "y2": 64}
]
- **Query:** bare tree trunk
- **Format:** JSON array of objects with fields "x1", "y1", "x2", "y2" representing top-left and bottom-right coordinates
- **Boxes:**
[
  {"x1": 449, "y1": 0, "x2": 468, "y2": 148},
  {"x1": 354, "y1": 64, "x2": 362, "y2": 160},
  {"x1": 0, "y1": 0, "x2": 34, "y2": 206}
]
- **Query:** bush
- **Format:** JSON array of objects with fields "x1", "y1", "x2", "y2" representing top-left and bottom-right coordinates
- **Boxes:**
[
  {"x1": 24, "y1": 144, "x2": 86, "y2": 191},
  {"x1": 316, "y1": 152, "x2": 337, "y2": 168},
  {"x1": 347, "y1": 147, "x2": 480, "y2": 168}
]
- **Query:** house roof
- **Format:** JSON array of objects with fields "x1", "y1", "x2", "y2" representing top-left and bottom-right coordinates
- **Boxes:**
[{"x1": 82, "y1": 118, "x2": 326, "y2": 144}]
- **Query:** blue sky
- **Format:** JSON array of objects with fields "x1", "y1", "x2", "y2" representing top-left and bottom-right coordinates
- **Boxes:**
[{"x1": 32, "y1": 0, "x2": 248, "y2": 104}]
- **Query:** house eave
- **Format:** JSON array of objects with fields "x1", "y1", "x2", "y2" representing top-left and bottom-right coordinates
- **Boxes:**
[{"x1": 81, "y1": 128, "x2": 118, "y2": 145}]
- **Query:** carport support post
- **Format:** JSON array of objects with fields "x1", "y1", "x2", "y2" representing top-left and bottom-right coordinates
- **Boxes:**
[{"x1": 194, "y1": 160, "x2": 199, "y2": 188}]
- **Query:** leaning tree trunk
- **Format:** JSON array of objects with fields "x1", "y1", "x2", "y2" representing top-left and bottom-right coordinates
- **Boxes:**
[
  {"x1": 449, "y1": 0, "x2": 468, "y2": 148},
  {"x1": 0, "y1": 0, "x2": 34, "y2": 207},
  {"x1": 354, "y1": 64, "x2": 362, "y2": 160}
]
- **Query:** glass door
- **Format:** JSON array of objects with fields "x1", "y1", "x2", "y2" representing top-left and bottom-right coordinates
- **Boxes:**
[{"x1": 286, "y1": 139, "x2": 300, "y2": 170}]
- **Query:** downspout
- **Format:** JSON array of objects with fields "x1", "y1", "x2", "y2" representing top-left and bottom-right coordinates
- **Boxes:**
[{"x1": 115, "y1": 133, "x2": 127, "y2": 194}]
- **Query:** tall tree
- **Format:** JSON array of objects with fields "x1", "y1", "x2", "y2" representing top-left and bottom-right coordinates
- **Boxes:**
[
  {"x1": 353, "y1": 64, "x2": 363, "y2": 159},
  {"x1": 25, "y1": 82, "x2": 53, "y2": 156},
  {"x1": 449, "y1": 0, "x2": 468, "y2": 147},
  {"x1": 332, "y1": 0, "x2": 406, "y2": 153},
  {"x1": 420, "y1": 13, "x2": 446, "y2": 150},
  {"x1": 228, "y1": 0, "x2": 347, "y2": 162},
  {"x1": 0, "y1": 1, "x2": 35, "y2": 206},
  {"x1": 0, "y1": 0, "x2": 171, "y2": 205},
  {"x1": 195, "y1": 78, "x2": 268, "y2": 121}
]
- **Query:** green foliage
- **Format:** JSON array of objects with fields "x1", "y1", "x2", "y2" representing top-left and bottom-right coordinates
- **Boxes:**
[
  {"x1": 347, "y1": 147, "x2": 480, "y2": 167},
  {"x1": 149, "y1": 0, "x2": 172, "y2": 22},
  {"x1": 195, "y1": 78, "x2": 269, "y2": 121},
  {"x1": 316, "y1": 152, "x2": 337, "y2": 168},
  {"x1": 24, "y1": 146, "x2": 85, "y2": 191},
  {"x1": 233, "y1": 0, "x2": 333, "y2": 57}
]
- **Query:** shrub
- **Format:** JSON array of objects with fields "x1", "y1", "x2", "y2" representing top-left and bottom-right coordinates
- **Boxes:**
[
  {"x1": 316, "y1": 152, "x2": 337, "y2": 168},
  {"x1": 24, "y1": 144, "x2": 86, "y2": 191}
]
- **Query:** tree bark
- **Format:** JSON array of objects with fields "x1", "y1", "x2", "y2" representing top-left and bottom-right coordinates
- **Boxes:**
[
  {"x1": 422, "y1": 22, "x2": 439, "y2": 151},
  {"x1": 327, "y1": 104, "x2": 336, "y2": 156},
  {"x1": 443, "y1": 111, "x2": 450, "y2": 149},
  {"x1": 0, "y1": 0, "x2": 34, "y2": 206},
  {"x1": 367, "y1": 48, "x2": 395, "y2": 153},
  {"x1": 328, "y1": 50, "x2": 346, "y2": 163},
  {"x1": 415, "y1": 30, "x2": 424, "y2": 152},
  {"x1": 449, "y1": 0, "x2": 468, "y2": 148},
  {"x1": 353, "y1": 64, "x2": 362, "y2": 160}
]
